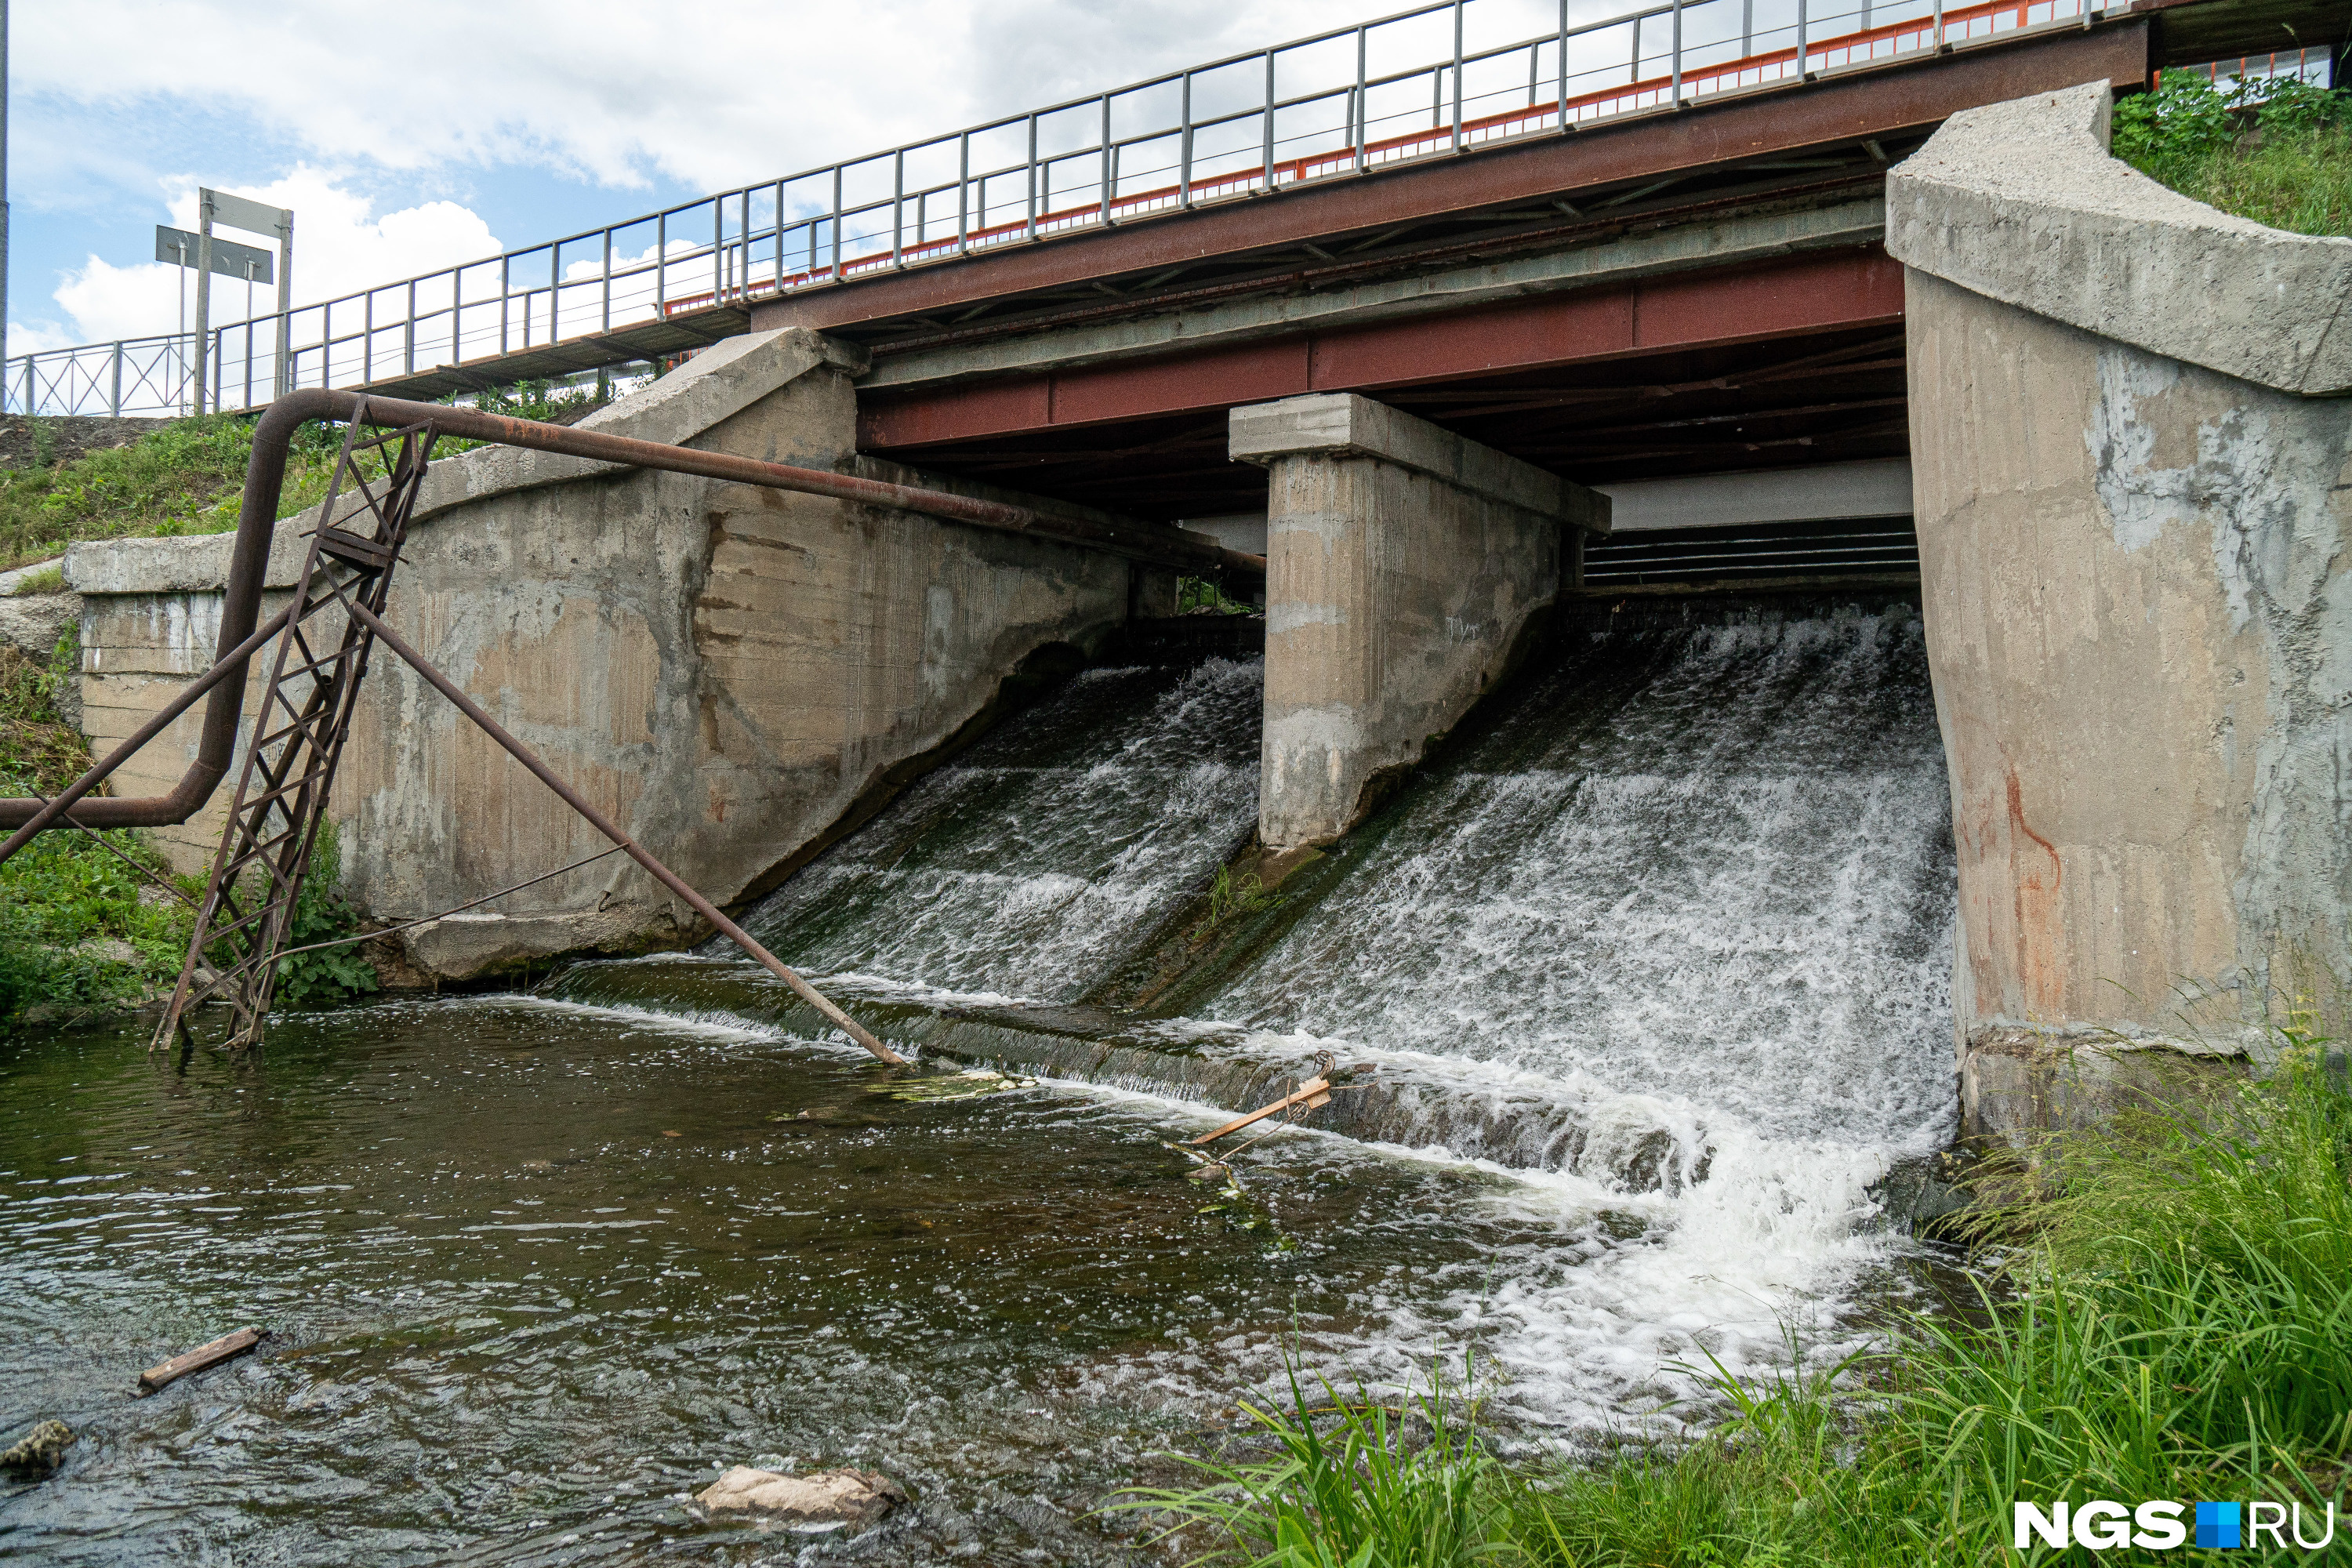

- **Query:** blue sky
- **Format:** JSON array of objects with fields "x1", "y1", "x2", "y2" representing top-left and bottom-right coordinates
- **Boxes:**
[{"x1": 9, "y1": 0, "x2": 1577, "y2": 358}]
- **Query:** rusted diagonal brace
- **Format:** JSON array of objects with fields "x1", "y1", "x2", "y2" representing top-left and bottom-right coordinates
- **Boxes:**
[
  {"x1": 0, "y1": 387, "x2": 1264, "y2": 834},
  {"x1": 339, "y1": 596, "x2": 907, "y2": 1066}
]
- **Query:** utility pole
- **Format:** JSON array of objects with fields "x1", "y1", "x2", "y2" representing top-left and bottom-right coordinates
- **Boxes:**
[{"x1": 3, "y1": 0, "x2": 13, "y2": 396}]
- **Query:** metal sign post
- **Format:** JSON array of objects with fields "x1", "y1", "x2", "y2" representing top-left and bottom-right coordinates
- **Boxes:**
[{"x1": 166, "y1": 190, "x2": 292, "y2": 414}]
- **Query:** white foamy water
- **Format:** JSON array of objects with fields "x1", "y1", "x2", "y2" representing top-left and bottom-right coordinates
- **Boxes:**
[
  {"x1": 746, "y1": 658, "x2": 1262, "y2": 999},
  {"x1": 1167, "y1": 607, "x2": 1956, "y2": 1428}
]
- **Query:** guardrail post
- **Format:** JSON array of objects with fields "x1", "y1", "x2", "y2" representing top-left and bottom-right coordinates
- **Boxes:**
[
  {"x1": 1452, "y1": 0, "x2": 1465, "y2": 149},
  {"x1": 891, "y1": 152, "x2": 906, "y2": 266},
  {"x1": 739, "y1": 189, "x2": 752, "y2": 298},
  {"x1": 1181, "y1": 72, "x2": 1196, "y2": 202},
  {"x1": 774, "y1": 181, "x2": 786, "y2": 291},
  {"x1": 405, "y1": 281, "x2": 416, "y2": 376},
  {"x1": 1672, "y1": 0, "x2": 1685, "y2": 98},
  {"x1": 1742, "y1": 0, "x2": 1753, "y2": 56},
  {"x1": 1025, "y1": 116, "x2": 1038, "y2": 239},
  {"x1": 1099, "y1": 95, "x2": 1113, "y2": 223},
  {"x1": 1263, "y1": 51, "x2": 1276, "y2": 190},
  {"x1": 832, "y1": 165, "x2": 844, "y2": 279},
  {"x1": 21, "y1": 356, "x2": 33, "y2": 417},
  {"x1": 958, "y1": 133, "x2": 971, "y2": 253},
  {"x1": 1356, "y1": 29, "x2": 1370, "y2": 168},
  {"x1": 111, "y1": 343, "x2": 123, "y2": 417},
  {"x1": 1556, "y1": 0, "x2": 1571, "y2": 126},
  {"x1": 500, "y1": 256, "x2": 511, "y2": 354},
  {"x1": 1934, "y1": 0, "x2": 1945, "y2": 47},
  {"x1": 1796, "y1": 0, "x2": 1808, "y2": 75}
]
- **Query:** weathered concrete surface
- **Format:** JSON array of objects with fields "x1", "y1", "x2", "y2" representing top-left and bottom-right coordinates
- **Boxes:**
[
  {"x1": 1232, "y1": 393, "x2": 1608, "y2": 848},
  {"x1": 1888, "y1": 81, "x2": 2352, "y2": 396},
  {"x1": 1893, "y1": 89, "x2": 2352, "y2": 1137},
  {"x1": 69, "y1": 326, "x2": 1147, "y2": 978}
]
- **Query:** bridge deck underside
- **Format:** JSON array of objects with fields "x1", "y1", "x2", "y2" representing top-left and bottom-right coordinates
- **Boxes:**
[{"x1": 858, "y1": 252, "x2": 1904, "y2": 522}]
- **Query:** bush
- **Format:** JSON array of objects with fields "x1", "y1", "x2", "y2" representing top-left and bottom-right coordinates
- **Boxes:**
[
  {"x1": 2114, "y1": 72, "x2": 2352, "y2": 238},
  {"x1": 268, "y1": 825, "x2": 380, "y2": 1004}
]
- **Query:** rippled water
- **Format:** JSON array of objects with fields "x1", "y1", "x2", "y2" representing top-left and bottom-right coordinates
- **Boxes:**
[
  {"x1": 2, "y1": 1002, "x2": 1664, "y2": 1564},
  {"x1": 2, "y1": 606, "x2": 1959, "y2": 1562}
]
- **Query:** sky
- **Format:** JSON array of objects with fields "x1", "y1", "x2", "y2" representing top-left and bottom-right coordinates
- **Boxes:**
[{"x1": 6, "y1": 0, "x2": 1586, "y2": 359}]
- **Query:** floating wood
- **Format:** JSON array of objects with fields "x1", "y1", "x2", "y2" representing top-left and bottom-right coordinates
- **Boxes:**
[
  {"x1": 137, "y1": 1327, "x2": 264, "y2": 1395},
  {"x1": 1188, "y1": 1077, "x2": 1333, "y2": 1145}
]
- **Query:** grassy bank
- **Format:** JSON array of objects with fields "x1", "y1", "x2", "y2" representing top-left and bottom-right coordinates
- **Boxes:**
[
  {"x1": 0, "y1": 380, "x2": 612, "y2": 573},
  {"x1": 0, "y1": 637, "x2": 194, "y2": 1022},
  {"x1": 2115, "y1": 74, "x2": 2352, "y2": 238},
  {"x1": 0, "y1": 630, "x2": 378, "y2": 1026},
  {"x1": 1128, "y1": 1051, "x2": 2352, "y2": 1565}
]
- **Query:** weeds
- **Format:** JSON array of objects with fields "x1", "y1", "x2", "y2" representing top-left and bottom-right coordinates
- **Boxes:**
[
  {"x1": 1207, "y1": 866, "x2": 1278, "y2": 926},
  {"x1": 0, "y1": 379, "x2": 620, "y2": 572},
  {"x1": 1127, "y1": 1057, "x2": 2352, "y2": 1566},
  {"x1": 1117, "y1": 1356, "x2": 1501, "y2": 1567},
  {"x1": 2115, "y1": 72, "x2": 2352, "y2": 237},
  {"x1": 268, "y1": 825, "x2": 380, "y2": 1004},
  {"x1": 1180, "y1": 575, "x2": 1261, "y2": 616}
]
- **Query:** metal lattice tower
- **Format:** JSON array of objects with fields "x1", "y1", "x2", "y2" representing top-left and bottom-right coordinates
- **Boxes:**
[{"x1": 155, "y1": 411, "x2": 438, "y2": 1051}]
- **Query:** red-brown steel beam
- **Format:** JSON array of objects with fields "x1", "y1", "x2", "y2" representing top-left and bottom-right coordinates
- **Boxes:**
[
  {"x1": 858, "y1": 248, "x2": 1905, "y2": 451},
  {"x1": 759, "y1": 22, "x2": 2143, "y2": 343}
]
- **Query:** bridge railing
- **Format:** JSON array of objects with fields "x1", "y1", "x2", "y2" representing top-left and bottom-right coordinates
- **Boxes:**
[{"x1": 7, "y1": 0, "x2": 2112, "y2": 418}]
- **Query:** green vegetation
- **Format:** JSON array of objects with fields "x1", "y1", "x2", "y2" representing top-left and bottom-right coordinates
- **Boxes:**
[
  {"x1": 1129, "y1": 1049, "x2": 2352, "y2": 1565},
  {"x1": 0, "y1": 636, "x2": 194, "y2": 1024},
  {"x1": 0, "y1": 624, "x2": 378, "y2": 1027},
  {"x1": 2114, "y1": 71, "x2": 2352, "y2": 238},
  {"x1": 1179, "y1": 575, "x2": 1263, "y2": 616},
  {"x1": 270, "y1": 826, "x2": 380, "y2": 1005},
  {"x1": 0, "y1": 379, "x2": 615, "y2": 573}
]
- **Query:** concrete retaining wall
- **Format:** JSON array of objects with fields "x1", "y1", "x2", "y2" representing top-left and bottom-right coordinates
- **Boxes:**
[
  {"x1": 1889, "y1": 83, "x2": 2352, "y2": 1138},
  {"x1": 1231, "y1": 392, "x2": 1607, "y2": 848},
  {"x1": 68, "y1": 327, "x2": 1146, "y2": 978}
]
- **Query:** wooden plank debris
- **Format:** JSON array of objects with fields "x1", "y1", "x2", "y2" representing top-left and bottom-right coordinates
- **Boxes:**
[
  {"x1": 137, "y1": 1327, "x2": 264, "y2": 1395},
  {"x1": 1187, "y1": 1077, "x2": 1333, "y2": 1145}
]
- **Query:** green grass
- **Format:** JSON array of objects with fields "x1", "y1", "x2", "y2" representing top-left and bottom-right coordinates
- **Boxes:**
[
  {"x1": 1125, "y1": 1051, "x2": 2352, "y2": 1566},
  {"x1": 0, "y1": 379, "x2": 615, "y2": 573},
  {"x1": 0, "y1": 634, "x2": 194, "y2": 1022},
  {"x1": 2115, "y1": 74, "x2": 2352, "y2": 238},
  {"x1": 0, "y1": 626, "x2": 378, "y2": 1026}
]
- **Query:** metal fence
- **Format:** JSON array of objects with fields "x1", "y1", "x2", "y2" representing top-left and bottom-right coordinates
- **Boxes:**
[{"x1": 6, "y1": 0, "x2": 2120, "y2": 418}]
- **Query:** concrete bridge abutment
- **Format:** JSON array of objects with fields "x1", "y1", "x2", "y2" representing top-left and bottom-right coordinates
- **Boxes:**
[
  {"x1": 1889, "y1": 82, "x2": 2352, "y2": 1138},
  {"x1": 68, "y1": 327, "x2": 1174, "y2": 980},
  {"x1": 1230, "y1": 392, "x2": 1609, "y2": 851}
]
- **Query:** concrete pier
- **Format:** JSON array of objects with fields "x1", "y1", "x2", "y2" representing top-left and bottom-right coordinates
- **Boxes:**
[
  {"x1": 1889, "y1": 83, "x2": 2352, "y2": 1136},
  {"x1": 1231, "y1": 393, "x2": 1609, "y2": 849}
]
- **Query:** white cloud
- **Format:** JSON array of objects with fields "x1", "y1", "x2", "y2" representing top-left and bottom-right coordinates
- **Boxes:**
[
  {"x1": 19, "y1": 0, "x2": 1570, "y2": 194},
  {"x1": 44, "y1": 169, "x2": 499, "y2": 347},
  {"x1": 14, "y1": 0, "x2": 1584, "y2": 350}
]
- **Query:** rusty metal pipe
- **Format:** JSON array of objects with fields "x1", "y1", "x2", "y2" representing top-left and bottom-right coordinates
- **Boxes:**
[
  {"x1": 0, "y1": 387, "x2": 1262, "y2": 837},
  {"x1": 342, "y1": 594, "x2": 907, "y2": 1065}
]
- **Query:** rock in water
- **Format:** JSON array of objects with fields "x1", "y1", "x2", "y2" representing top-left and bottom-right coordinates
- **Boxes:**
[
  {"x1": 0, "y1": 1421, "x2": 74, "y2": 1477},
  {"x1": 696, "y1": 1465, "x2": 906, "y2": 1525}
]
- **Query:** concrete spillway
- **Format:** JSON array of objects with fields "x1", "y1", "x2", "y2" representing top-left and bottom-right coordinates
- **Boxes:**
[{"x1": 548, "y1": 591, "x2": 1957, "y2": 1430}]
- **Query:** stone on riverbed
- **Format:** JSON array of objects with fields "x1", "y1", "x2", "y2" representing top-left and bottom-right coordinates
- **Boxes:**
[
  {"x1": 0, "y1": 1421, "x2": 75, "y2": 1477},
  {"x1": 695, "y1": 1465, "x2": 907, "y2": 1525}
]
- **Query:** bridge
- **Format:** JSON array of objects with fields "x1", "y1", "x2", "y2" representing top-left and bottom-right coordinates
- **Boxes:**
[{"x1": 21, "y1": 0, "x2": 2352, "y2": 1138}]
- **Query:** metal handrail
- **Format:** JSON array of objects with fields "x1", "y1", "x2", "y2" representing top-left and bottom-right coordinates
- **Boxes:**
[{"x1": 5, "y1": 0, "x2": 2111, "y2": 419}]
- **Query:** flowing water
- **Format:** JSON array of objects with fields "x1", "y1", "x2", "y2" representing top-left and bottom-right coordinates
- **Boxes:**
[{"x1": 0, "y1": 597, "x2": 1959, "y2": 1563}]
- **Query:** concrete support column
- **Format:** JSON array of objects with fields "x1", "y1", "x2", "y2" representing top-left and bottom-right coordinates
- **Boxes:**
[{"x1": 1231, "y1": 393, "x2": 1608, "y2": 849}]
